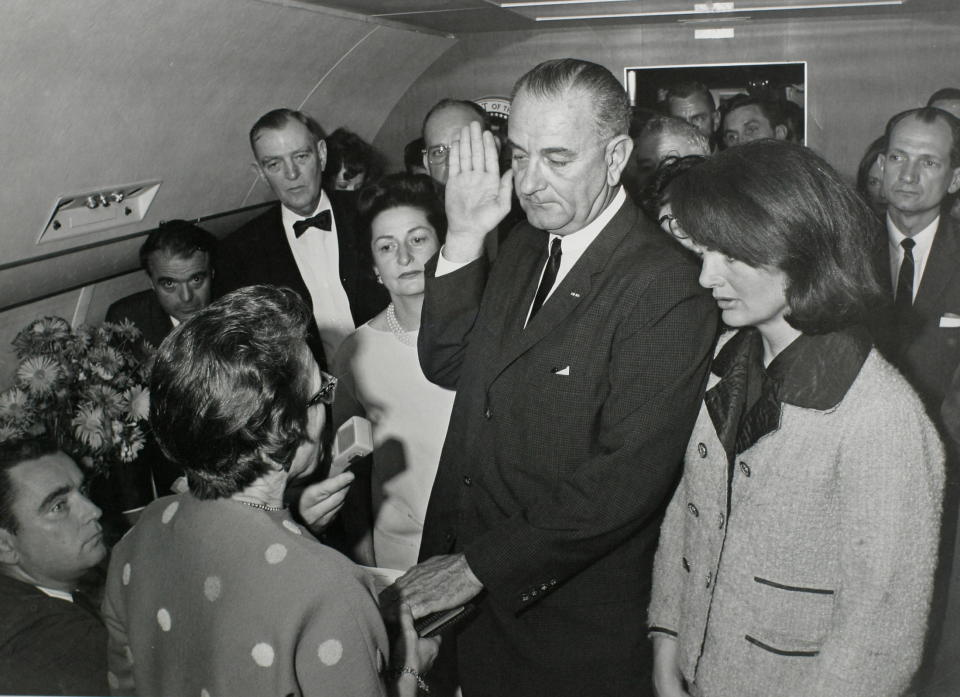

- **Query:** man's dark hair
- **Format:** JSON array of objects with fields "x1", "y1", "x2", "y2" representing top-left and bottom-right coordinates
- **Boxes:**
[
  {"x1": 325, "y1": 127, "x2": 385, "y2": 185},
  {"x1": 721, "y1": 93, "x2": 789, "y2": 131},
  {"x1": 663, "y1": 80, "x2": 716, "y2": 112},
  {"x1": 404, "y1": 137, "x2": 426, "y2": 173},
  {"x1": 0, "y1": 438, "x2": 60, "y2": 534},
  {"x1": 669, "y1": 140, "x2": 884, "y2": 334},
  {"x1": 149, "y1": 285, "x2": 313, "y2": 499},
  {"x1": 512, "y1": 58, "x2": 630, "y2": 140},
  {"x1": 421, "y1": 99, "x2": 491, "y2": 139},
  {"x1": 928, "y1": 87, "x2": 960, "y2": 106},
  {"x1": 884, "y1": 106, "x2": 960, "y2": 168},
  {"x1": 249, "y1": 108, "x2": 326, "y2": 152},
  {"x1": 139, "y1": 220, "x2": 216, "y2": 275}
]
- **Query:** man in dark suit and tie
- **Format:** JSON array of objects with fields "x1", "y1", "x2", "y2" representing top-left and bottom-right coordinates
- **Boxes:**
[
  {"x1": 105, "y1": 220, "x2": 216, "y2": 349},
  {"x1": 216, "y1": 108, "x2": 387, "y2": 366},
  {"x1": 873, "y1": 106, "x2": 960, "y2": 696},
  {"x1": 389, "y1": 59, "x2": 718, "y2": 697},
  {"x1": 0, "y1": 438, "x2": 108, "y2": 696}
]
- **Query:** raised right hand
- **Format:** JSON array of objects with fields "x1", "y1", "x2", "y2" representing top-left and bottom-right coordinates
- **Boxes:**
[{"x1": 442, "y1": 121, "x2": 514, "y2": 263}]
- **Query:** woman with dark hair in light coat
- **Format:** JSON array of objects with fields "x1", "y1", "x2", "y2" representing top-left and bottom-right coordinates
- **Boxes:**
[{"x1": 648, "y1": 140, "x2": 944, "y2": 697}]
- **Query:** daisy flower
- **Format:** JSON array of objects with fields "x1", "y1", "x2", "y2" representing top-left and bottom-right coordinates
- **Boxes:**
[
  {"x1": 16, "y1": 355, "x2": 63, "y2": 395},
  {"x1": 0, "y1": 422, "x2": 25, "y2": 444},
  {"x1": 0, "y1": 388, "x2": 32, "y2": 425},
  {"x1": 72, "y1": 404, "x2": 106, "y2": 450},
  {"x1": 83, "y1": 385, "x2": 124, "y2": 418},
  {"x1": 87, "y1": 346, "x2": 124, "y2": 381},
  {"x1": 13, "y1": 317, "x2": 71, "y2": 357},
  {"x1": 123, "y1": 385, "x2": 150, "y2": 422},
  {"x1": 119, "y1": 425, "x2": 146, "y2": 462}
]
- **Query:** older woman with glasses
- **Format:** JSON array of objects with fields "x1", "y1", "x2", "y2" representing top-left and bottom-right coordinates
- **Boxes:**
[
  {"x1": 103, "y1": 285, "x2": 437, "y2": 697},
  {"x1": 647, "y1": 141, "x2": 944, "y2": 697}
]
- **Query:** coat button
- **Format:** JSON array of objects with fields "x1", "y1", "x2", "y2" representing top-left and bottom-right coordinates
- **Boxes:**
[
  {"x1": 463, "y1": 476, "x2": 472, "y2": 486},
  {"x1": 739, "y1": 461, "x2": 751, "y2": 477},
  {"x1": 531, "y1": 589, "x2": 539, "y2": 597},
  {"x1": 687, "y1": 502, "x2": 699, "y2": 517},
  {"x1": 540, "y1": 583, "x2": 549, "y2": 592},
  {"x1": 697, "y1": 442, "x2": 708, "y2": 458},
  {"x1": 706, "y1": 571, "x2": 713, "y2": 588},
  {"x1": 682, "y1": 557, "x2": 690, "y2": 572},
  {"x1": 717, "y1": 512, "x2": 725, "y2": 529},
  {"x1": 549, "y1": 579, "x2": 558, "y2": 586},
  {"x1": 521, "y1": 593, "x2": 530, "y2": 602}
]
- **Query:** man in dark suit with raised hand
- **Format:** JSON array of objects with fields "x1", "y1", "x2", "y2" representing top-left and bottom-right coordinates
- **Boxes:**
[
  {"x1": 216, "y1": 108, "x2": 387, "y2": 367},
  {"x1": 389, "y1": 59, "x2": 718, "y2": 697},
  {"x1": 106, "y1": 219, "x2": 216, "y2": 349}
]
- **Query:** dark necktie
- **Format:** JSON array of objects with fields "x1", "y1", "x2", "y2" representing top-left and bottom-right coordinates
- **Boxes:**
[
  {"x1": 529, "y1": 238, "x2": 562, "y2": 321},
  {"x1": 292, "y1": 209, "x2": 332, "y2": 238},
  {"x1": 895, "y1": 238, "x2": 916, "y2": 311}
]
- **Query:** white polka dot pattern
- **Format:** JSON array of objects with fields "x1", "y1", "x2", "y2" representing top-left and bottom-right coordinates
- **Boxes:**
[
  {"x1": 265, "y1": 543, "x2": 287, "y2": 564},
  {"x1": 318, "y1": 639, "x2": 343, "y2": 666},
  {"x1": 251, "y1": 642, "x2": 275, "y2": 667},
  {"x1": 161, "y1": 501, "x2": 179, "y2": 524},
  {"x1": 282, "y1": 519, "x2": 302, "y2": 535},
  {"x1": 204, "y1": 576, "x2": 221, "y2": 601},
  {"x1": 157, "y1": 608, "x2": 172, "y2": 632},
  {"x1": 122, "y1": 563, "x2": 131, "y2": 586}
]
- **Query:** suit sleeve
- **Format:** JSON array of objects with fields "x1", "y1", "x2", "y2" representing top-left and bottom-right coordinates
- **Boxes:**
[
  {"x1": 417, "y1": 252, "x2": 490, "y2": 390},
  {"x1": 463, "y1": 261, "x2": 717, "y2": 613}
]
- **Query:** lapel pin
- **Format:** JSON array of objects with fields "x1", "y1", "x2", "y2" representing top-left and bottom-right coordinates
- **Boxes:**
[{"x1": 570, "y1": 291, "x2": 581, "y2": 298}]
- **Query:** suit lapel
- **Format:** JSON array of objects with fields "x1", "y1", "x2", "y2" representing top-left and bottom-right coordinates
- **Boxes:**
[
  {"x1": 487, "y1": 202, "x2": 637, "y2": 383},
  {"x1": 915, "y1": 215, "x2": 960, "y2": 312}
]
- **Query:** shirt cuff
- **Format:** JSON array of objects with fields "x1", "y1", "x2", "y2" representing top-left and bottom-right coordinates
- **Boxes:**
[{"x1": 435, "y1": 245, "x2": 478, "y2": 277}]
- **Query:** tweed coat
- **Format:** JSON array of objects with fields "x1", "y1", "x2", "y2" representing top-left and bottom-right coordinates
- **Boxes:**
[
  {"x1": 417, "y1": 197, "x2": 718, "y2": 697},
  {"x1": 649, "y1": 328, "x2": 945, "y2": 697}
]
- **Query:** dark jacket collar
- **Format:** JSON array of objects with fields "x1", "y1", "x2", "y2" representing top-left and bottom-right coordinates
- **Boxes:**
[{"x1": 706, "y1": 326, "x2": 872, "y2": 460}]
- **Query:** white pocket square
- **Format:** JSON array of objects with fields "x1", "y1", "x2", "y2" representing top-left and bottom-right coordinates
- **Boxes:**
[
  {"x1": 940, "y1": 314, "x2": 960, "y2": 328},
  {"x1": 552, "y1": 366, "x2": 570, "y2": 376}
]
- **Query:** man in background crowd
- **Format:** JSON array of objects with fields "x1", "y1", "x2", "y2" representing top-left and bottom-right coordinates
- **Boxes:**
[
  {"x1": 720, "y1": 93, "x2": 790, "y2": 148},
  {"x1": 421, "y1": 99, "x2": 491, "y2": 186},
  {"x1": 105, "y1": 219, "x2": 216, "y2": 349},
  {"x1": 0, "y1": 439, "x2": 108, "y2": 696},
  {"x1": 874, "y1": 105, "x2": 960, "y2": 696},
  {"x1": 216, "y1": 108, "x2": 387, "y2": 366},
  {"x1": 661, "y1": 80, "x2": 719, "y2": 148},
  {"x1": 630, "y1": 114, "x2": 711, "y2": 194}
]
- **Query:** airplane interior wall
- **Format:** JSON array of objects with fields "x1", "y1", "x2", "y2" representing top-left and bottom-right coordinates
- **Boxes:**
[{"x1": 0, "y1": 0, "x2": 453, "y2": 385}]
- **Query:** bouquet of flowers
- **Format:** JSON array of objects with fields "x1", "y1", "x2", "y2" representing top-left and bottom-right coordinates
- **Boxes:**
[{"x1": 0, "y1": 316, "x2": 153, "y2": 477}]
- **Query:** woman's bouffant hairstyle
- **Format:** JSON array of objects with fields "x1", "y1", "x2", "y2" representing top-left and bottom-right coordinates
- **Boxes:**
[
  {"x1": 356, "y1": 173, "x2": 446, "y2": 255},
  {"x1": 149, "y1": 285, "x2": 313, "y2": 499},
  {"x1": 856, "y1": 135, "x2": 887, "y2": 200},
  {"x1": 669, "y1": 139, "x2": 885, "y2": 334}
]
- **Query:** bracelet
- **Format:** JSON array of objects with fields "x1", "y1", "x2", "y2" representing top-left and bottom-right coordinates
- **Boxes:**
[{"x1": 390, "y1": 665, "x2": 430, "y2": 694}]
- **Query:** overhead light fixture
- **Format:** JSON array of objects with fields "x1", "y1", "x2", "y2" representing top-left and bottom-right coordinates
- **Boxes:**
[{"x1": 497, "y1": 0, "x2": 905, "y2": 20}]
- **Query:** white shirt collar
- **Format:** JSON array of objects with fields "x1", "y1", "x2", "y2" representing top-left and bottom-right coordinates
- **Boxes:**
[
  {"x1": 36, "y1": 585, "x2": 74, "y2": 602},
  {"x1": 548, "y1": 186, "x2": 626, "y2": 253},
  {"x1": 281, "y1": 189, "x2": 332, "y2": 235},
  {"x1": 886, "y1": 213, "x2": 939, "y2": 250}
]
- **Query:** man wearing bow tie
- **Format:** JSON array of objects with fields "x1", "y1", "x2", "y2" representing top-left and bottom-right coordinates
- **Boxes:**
[{"x1": 217, "y1": 109, "x2": 388, "y2": 366}]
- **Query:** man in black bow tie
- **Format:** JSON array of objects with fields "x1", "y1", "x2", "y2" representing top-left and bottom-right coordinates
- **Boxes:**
[{"x1": 217, "y1": 108, "x2": 387, "y2": 366}]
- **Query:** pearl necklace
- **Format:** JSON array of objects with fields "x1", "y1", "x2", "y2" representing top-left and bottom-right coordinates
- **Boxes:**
[
  {"x1": 234, "y1": 499, "x2": 286, "y2": 512},
  {"x1": 385, "y1": 303, "x2": 418, "y2": 347}
]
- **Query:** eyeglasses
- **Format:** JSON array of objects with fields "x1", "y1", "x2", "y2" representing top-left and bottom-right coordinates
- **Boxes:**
[
  {"x1": 421, "y1": 144, "x2": 451, "y2": 165},
  {"x1": 306, "y1": 372, "x2": 338, "y2": 408},
  {"x1": 657, "y1": 213, "x2": 689, "y2": 240}
]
